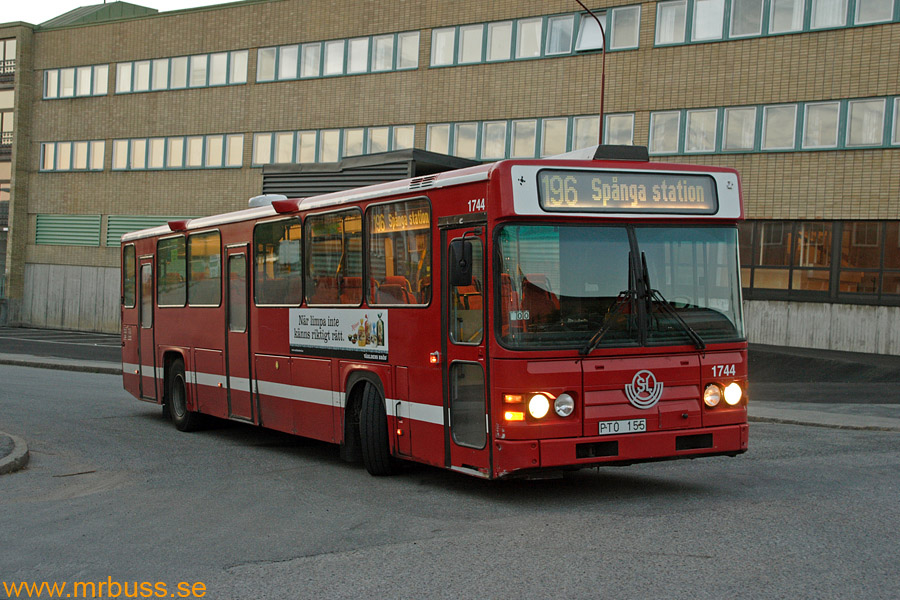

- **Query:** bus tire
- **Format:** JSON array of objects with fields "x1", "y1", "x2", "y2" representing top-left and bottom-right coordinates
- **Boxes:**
[
  {"x1": 359, "y1": 382, "x2": 397, "y2": 476},
  {"x1": 168, "y1": 358, "x2": 200, "y2": 432}
]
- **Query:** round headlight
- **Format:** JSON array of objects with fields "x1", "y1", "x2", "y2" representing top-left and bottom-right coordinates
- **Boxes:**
[
  {"x1": 724, "y1": 382, "x2": 743, "y2": 405},
  {"x1": 528, "y1": 394, "x2": 550, "y2": 419},
  {"x1": 554, "y1": 393, "x2": 575, "y2": 417},
  {"x1": 703, "y1": 384, "x2": 721, "y2": 408}
]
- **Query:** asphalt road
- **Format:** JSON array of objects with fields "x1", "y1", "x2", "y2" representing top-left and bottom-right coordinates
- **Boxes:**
[{"x1": 2, "y1": 365, "x2": 899, "y2": 599}]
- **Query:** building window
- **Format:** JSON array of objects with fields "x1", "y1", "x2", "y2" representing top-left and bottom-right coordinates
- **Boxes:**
[
  {"x1": 741, "y1": 220, "x2": 900, "y2": 305},
  {"x1": 541, "y1": 118, "x2": 568, "y2": 156},
  {"x1": 426, "y1": 124, "x2": 451, "y2": 154},
  {"x1": 685, "y1": 108, "x2": 718, "y2": 152},
  {"x1": 397, "y1": 32, "x2": 420, "y2": 69},
  {"x1": 723, "y1": 107, "x2": 757, "y2": 151},
  {"x1": 730, "y1": 0, "x2": 764, "y2": 36},
  {"x1": 610, "y1": 6, "x2": 641, "y2": 49},
  {"x1": 802, "y1": 102, "x2": 840, "y2": 149},
  {"x1": 323, "y1": 41, "x2": 345, "y2": 75},
  {"x1": 546, "y1": 16, "x2": 575, "y2": 55},
  {"x1": 257, "y1": 47, "x2": 276, "y2": 81},
  {"x1": 372, "y1": 35, "x2": 394, "y2": 71},
  {"x1": 649, "y1": 111, "x2": 681, "y2": 154},
  {"x1": 319, "y1": 130, "x2": 341, "y2": 162},
  {"x1": 762, "y1": 104, "x2": 797, "y2": 150},
  {"x1": 347, "y1": 38, "x2": 369, "y2": 74},
  {"x1": 487, "y1": 21, "x2": 514, "y2": 60},
  {"x1": 893, "y1": 99, "x2": 900, "y2": 145},
  {"x1": 0, "y1": 38, "x2": 16, "y2": 74},
  {"x1": 300, "y1": 43, "x2": 322, "y2": 78},
  {"x1": 481, "y1": 121, "x2": 508, "y2": 159},
  {"x1": 516, "y1": 18, "x2": 543, "y2": 58},
  {"x1": 459, "y1": 24, "x2": 485, "y2": 63},
  {"x1": 431, "y1": 28, "x2": 455, "y2": 66},
  {"x1": 603, "y1": 114, "x2": 634, "y2": 145},
  {"x1": 116, "y1": 50, "x2": 248, "y2": 93},
  {"x1": 574, "y1": 115, "x2": 600, "y2": 148},
  {"x1": 811, "y1": 0, "x2": 848, "y2": 28},
  {"x1": 343, "y1": 128, "x2": 365, "y2": 156},
  {"x1": 511, "y1": 120, "x2": 537, "y2": 157},
  {"x1": 855, "y1": 0, "x2": 895, "y2": 23},
  {"x1": 454, "y1": 123, "x2": 478, "y2": 159},
  {"x1": 40, "y1": 141, "x2": 105, "y2": 172},
  {"x1": 0, "y1": 110, "x2": 13, "y2": 146},
  {"x1": 575, "y1": 13, "x2": 606, "y2": 51},
  {"x1": 44, "y1": 64, "x2": 108, "y2": 99},
  {"x1": 656, "y1": 0, "x2": 687, "y2": 44},
  {"x1": 769, "y1": 0, "x2": 805, "y2": 33},
  {"x1": 109, "y1": 134, "x2": 243, "y2": 170},
  {"x1": 846, "y1": 99, "x2": 885, "y2": 147},
  {"x1": 278, "y1": 46, "x2": 298, "y2": 80},
  {"x1": 692, "y1": 0, "x2": 726, "y2": 41}
]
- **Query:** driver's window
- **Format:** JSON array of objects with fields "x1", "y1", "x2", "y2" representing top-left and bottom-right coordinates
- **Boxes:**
[{"x1": 450, "y1": 238, "x2": 483, "y2": 344}]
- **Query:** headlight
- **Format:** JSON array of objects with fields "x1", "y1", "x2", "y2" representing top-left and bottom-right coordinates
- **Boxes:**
[
  {"x1": 554, "y1": 393, "x2": 575, "y2": 417},
  {"x1": 703, "y1": 384, "x2": 721, "y2": 407},
  {"x1": 724, "y1": 382, "x2": 743, "y2": 405},
  {"x1": 528, "y1": 394, "x2": 550, "y2": 419}
]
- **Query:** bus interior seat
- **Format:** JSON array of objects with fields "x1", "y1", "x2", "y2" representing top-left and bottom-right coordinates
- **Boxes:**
[
  {"x1": 378, "y1": 276, "x2": 415, "y2": 304},
  {"x1": 309, "y1": 275, "x2": 339, "y2": 304},
  {"x1": 340, "y1": 276, "x2": 362, "y2": 304},
  {"x1": 521, "y1": 273, "x2": 560, "y2": 324}
]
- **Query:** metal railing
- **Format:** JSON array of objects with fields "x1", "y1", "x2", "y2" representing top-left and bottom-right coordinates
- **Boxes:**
[
  {"x1": 0, "y1": 59, "x2": 15, "y2": 75},
  {"x1": 0, "y1": 131, "x2": 12, "y2": 145}
]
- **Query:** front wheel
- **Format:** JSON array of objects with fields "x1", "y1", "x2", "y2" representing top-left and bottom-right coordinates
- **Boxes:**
[
  {"x1": 359, "y1": 382, "x2": 397, "y2": 476},
  {"x1": 168, "y1": 358, "x2": 201, "y2": 432}
]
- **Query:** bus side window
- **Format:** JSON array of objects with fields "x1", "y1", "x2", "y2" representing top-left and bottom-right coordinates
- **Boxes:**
[
  {"x1": 253, "y1": 218, "x2": 302, "y2": 306},
  {"x1": 367, "y1": 198, "x2": 431, "y2": 306},
  {"x1": 305, "y1": 210, "x2": 362, "y2": 305}
]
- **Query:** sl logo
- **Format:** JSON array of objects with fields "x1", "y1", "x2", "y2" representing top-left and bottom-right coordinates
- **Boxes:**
[{"x1": 625, "y1": 370, "x2": 663, "y2": 409}]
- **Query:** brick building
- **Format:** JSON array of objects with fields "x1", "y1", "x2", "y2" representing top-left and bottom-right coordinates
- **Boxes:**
[{"x1": 1, "y1": 0, "x2": 899, "y2": 352}]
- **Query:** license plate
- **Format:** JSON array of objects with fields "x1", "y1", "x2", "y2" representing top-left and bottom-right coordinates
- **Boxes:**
[{"x1": 598, "y1": 419, "x2": 646, "y2": 436}]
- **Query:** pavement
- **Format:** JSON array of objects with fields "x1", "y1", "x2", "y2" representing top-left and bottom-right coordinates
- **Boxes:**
[{"x1": 1, "y1": 327, "x2": 899, "y2": 475}]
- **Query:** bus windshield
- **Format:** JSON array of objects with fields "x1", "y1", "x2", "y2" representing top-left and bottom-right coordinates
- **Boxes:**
[{"x1": 497, "y1": 224, "x2": 744, "y2": 350}]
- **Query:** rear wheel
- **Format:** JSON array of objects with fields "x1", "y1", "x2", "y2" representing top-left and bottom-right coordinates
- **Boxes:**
[
  {"x1": 168, "y1": 358, "x2": 201, "y2": 432},
  {"x1": 359, "y1": 382, "x2": 397, "y2": 476}
]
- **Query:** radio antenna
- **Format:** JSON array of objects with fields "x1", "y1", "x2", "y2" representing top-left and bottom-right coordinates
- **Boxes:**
[{"x1": 574, "y1": 0, "x2": 606, "y2": 145}]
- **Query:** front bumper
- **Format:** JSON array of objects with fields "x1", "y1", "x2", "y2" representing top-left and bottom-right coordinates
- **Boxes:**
[{"x1": 493, "y1": 423, "x2": 749, "y2": 478}]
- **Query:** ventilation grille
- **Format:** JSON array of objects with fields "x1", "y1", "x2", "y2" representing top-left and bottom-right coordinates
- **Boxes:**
[{"x1": 408, "y1": 175, "x2": 437, "y2": 190}]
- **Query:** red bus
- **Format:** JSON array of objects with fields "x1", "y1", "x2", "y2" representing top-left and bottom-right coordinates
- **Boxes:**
[{"x1": 121, "y1": 146, "x2": 748, "y2": 479}]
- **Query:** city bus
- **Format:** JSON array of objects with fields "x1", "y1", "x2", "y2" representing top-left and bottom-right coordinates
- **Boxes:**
[{"x1": 121, "y1": 145, "x2": 748, "y2": 479}]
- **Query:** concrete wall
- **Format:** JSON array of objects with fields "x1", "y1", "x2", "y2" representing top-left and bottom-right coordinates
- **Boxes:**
[
  {"x1": 21, "y1": 263, "x2": 119, "y2": 333},
  {"x1": 744, "y1": 300, "x2": 900, "y2": 356}
]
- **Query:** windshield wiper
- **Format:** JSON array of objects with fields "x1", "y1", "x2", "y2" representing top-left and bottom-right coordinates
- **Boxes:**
[
  {"x1": 579, "y1": 290, "x2": 636, "y2": 356},
  {"x1": 646, "y1": 287, "x2": 706, "y2": 351}
]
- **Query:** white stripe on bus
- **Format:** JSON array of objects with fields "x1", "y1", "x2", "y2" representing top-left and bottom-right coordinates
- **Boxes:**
[{"x1": 124, "y1": 362, "x2": 445, "y2": 426}]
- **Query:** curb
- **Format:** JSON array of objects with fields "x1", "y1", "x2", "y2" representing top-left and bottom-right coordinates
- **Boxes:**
[
  {"x1": 0, "y1": 356, "x2": 121, "y2": 375},
  {"x1": 749, "y1": 415, "x2": 900, "y2": 432},
  {"x1": 0, "y1": 432, "x2": 30, "y2": 475}
]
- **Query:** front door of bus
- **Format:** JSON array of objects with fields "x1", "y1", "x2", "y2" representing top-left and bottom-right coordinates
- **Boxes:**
[
  {"x1": 443, "y1": 227, "x2": 490, "y2": 476},
  {"x1": 225, "y1": 246, "x2": 253, "y2": 421}
]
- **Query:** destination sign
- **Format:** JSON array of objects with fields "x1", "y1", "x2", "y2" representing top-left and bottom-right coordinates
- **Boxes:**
[{"x1": 537, "y1": 169, "x2": 718, "y2": 214}]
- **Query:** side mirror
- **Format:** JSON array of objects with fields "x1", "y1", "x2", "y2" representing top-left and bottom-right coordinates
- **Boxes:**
[{"x1": 449, "y1": 239, "x2": 473, "y2": 287}]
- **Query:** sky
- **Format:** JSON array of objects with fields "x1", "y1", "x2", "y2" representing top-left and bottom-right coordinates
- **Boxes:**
[{"x1": 2, "y1": 0, "x2": 238, "y2": 26}]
